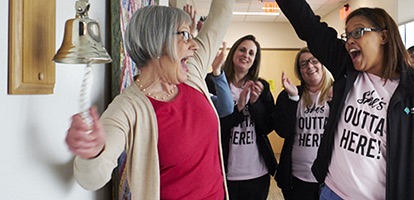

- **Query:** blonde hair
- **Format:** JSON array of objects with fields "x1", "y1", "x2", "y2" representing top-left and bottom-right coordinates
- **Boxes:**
[{"x1": 294, "y1": 47, "x2": 334, "y2": 107}]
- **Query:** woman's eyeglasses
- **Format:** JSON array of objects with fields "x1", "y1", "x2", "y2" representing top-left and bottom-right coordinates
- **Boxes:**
[
  {"x1": 341, "y1": 27, "x2": 381, "y2": 42},
  {"x1": 176, "y1": 31, "x2": 194, "y2": 43},
  {"x1": 299, "y1": 57, "x2": 319, "y2": 68}
]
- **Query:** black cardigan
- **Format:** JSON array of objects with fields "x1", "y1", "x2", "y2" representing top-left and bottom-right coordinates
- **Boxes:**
[
  {"x1": 276, "y1": 0, "x2": 414, "y2": 199},
  {"x1": 272, "y1": 86, "x2": 303, "y2": 190},
  {"x1": 205, "y1": 74, "x2": 278, "y2": 177}
]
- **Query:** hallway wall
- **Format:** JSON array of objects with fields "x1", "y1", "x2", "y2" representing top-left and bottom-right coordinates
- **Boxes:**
[{"x1": 0, "y1": 1, "x2": 110, "y2": 199}]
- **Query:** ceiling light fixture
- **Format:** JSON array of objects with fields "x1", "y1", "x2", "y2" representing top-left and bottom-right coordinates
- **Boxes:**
[
  {"x1": 232, "y1": 11, "x2": 280, "y2": 16},
  {"x1": 262, "y1": 2, "x2": 280, "y2": 13}
]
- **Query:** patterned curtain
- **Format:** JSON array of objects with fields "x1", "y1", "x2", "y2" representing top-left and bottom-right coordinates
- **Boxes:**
[
  {"x1": 110, "y1": 1, "x2": 158, "y2": 199},
  {"x1": 111, "y1": 0, "x2": 158, "y2": 99}
]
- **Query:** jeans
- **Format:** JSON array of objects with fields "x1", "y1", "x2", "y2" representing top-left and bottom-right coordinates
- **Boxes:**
[{"x1": 319, "y1": 184, "x2": 343, "y2": 200}]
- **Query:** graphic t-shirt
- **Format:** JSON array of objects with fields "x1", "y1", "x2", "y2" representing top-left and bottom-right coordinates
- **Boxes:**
[
  {"x1": 151, "y1": 83, "x2": 224, "y2": 200},
  {"x1": 226, "y1": 84, "x2": 268, "y2": 181},
  {"x1": 326, "y1": 72, "x2": 399, "y2": 200},
  {"x1": 292, "y1": 90, "x2": 329, "y2": 183}
]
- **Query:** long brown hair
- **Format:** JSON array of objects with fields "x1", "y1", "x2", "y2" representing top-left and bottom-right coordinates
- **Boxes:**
[
  {"x1": 222, "y1": 35, "x2": 261, "y2": 85},
  {"x1": 346, "y1": 8, "x2": 413, "y2": 79}
]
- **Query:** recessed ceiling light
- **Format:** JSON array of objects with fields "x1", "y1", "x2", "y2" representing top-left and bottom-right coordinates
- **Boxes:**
[{"x1": 232, "y1": 12, "x2": 280, "y2": 16}]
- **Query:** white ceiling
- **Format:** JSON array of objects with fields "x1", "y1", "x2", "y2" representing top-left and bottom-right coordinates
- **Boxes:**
[{"x1": 186, "y1": 0, "x2": 349, "y2": 22}]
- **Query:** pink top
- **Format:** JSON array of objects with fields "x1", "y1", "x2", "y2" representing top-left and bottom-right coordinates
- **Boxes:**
[{"x1": 326, "y1": 72, "x2": 399, "y2": 200}]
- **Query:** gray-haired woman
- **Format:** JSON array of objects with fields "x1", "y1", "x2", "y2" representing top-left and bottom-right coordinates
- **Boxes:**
[{"x1": 65, "y1": 0, "x2": 235, "y2": 199}]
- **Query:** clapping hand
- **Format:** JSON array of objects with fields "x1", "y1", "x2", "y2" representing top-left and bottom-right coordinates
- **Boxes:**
[
  {"x1": 281, "y1": 71, "x2": 298, "y2": 97},
  {"x1": 212, "y1": 42, "x2": 227, "y2": 76},
  {"x1": 248, "y1": 80, "x2": 263, "y2": 104}
]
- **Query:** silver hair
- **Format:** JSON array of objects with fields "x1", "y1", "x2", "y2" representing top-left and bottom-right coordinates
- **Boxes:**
[{"x1": 125, "y1": 5, "x2": 192, "y2": 69}]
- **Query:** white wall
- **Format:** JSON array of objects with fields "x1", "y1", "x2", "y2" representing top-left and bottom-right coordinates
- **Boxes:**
[
  {"x1": 322, "y1": 0, "x2": 399, "y2": 35},
  {"x1": 224, "y1": 21, "x2": 306, "y2": 49},
  {"x1": 223, "y1": 0, "x2": 398, "y2": 49},
  {"x1": 171, "y1": 0, "x2": 305, "y2": 49},
  {"x1": 0, "y1": 1, "x2": 110, "y2": 199},
  {"x1": 398, "y1": 0, "x2": 414, "y2": 24},
  {"x1": 224, "y1": 0, "x2": 400, "y2": 50}
]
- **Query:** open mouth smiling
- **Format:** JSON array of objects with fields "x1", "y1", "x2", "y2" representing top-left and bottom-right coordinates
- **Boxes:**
[
  {"x1": 349, "y1": 48, "x2": 361, "y2": 60},
  {"x1": 181, "y1": 56, "x2": 192, "y2": 72},
  {"x1": 239, "y1": 58, "x2": 249, "y2": 64}
]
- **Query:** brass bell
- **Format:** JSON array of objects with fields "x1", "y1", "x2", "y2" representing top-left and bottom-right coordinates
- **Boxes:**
[{"x1": 53, "y1": 0, "x2": 112, "y2": 64}]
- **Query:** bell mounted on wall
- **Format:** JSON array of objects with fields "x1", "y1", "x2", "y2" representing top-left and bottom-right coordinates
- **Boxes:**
[
  {"x1": 53, "y1": 0, "x2": 112, "y2": 64},
  {"x1": 53, "y1": 0, "x2": 112, "y2": 126}
]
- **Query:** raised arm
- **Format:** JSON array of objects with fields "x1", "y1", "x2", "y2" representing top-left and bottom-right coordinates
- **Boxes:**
[
  {"x1": 210, "y1": 42, "x2": 234, "y2": 117},
  {"x1": 275, "y1": 0, "x2": 350, "y2": 78},
  {"x1": 183, "y1": 4, "x2": 197, "y2": 36},
  {"x1": 187, "y1": 0, "x2": 235, "y2": 76}
]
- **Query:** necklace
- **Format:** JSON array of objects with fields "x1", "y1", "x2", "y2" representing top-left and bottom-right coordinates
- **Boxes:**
[{"x1": 136, "y1": 78, "x2": 177, "y2": 100}]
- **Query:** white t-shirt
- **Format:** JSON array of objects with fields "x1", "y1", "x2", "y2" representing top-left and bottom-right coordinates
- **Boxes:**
[
  {"x1": 292, "y1": 90, "x2": 329, "y2": 183},
  {"x1": 326, "y1": 72, "x2": 399, "y2": 200},
  {"x1": 226, "y1": 84, "x2": 268, "y2": 180}
]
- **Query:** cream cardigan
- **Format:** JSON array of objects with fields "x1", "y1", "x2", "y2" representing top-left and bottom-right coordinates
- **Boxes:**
[{"x1": 73, "y1": 0, "x2": 234, "y2": 199}]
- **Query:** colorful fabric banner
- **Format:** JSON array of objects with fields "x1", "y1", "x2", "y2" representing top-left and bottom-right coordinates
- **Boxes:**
[{"x1": 119, "y1": 0, "x2": 157, "y2": 93}]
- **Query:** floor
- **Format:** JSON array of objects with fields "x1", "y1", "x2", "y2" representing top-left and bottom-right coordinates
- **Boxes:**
[
  {"x1": 268, "y1": 153, "x2": 284, "y2": 200},
  {"x1": 267, "y1": 177, "x2": 284, "y2": 200}
]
